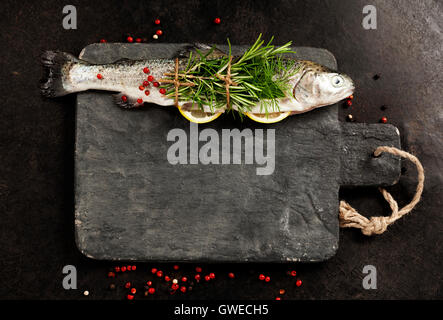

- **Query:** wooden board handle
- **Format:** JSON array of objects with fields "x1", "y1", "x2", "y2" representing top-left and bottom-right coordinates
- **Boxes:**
[{"x1": 339, "y1": 123, "x2": 401, "y2": 187}]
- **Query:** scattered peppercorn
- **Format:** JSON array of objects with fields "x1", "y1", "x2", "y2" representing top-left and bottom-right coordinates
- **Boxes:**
[
  {"x1": 139, "y1": 85, "x2": 145, "y2": 91},
  {"x1": 147, "y1": 75, "x2": 154, "y2": 82},
  {"x1": 156, "y1": 270, "x2": 163, "y2": 277},
  {"x1": 145, "y1": 90, "x2": 150, "y2": 96},
  {"x1": 151, "y1": 268, "x2": 157, "y2": 274},
  {"x1": 380, "y1": 116, "x2": 388, "y2": 123},
  {"x1": 155, "y1": 19, "x2": 161, "y2": 25},
  {"x1": 209, "y1": 273, "x2": 215, "y2": 279},
  {"x1": 143, "y1": 67, "x2": 150, "y2": 74},
  {"x1": 126, "y1": 294, "x2": 134, "y2": 300},
  {"x1": 214, "y1": 17, "x2": 221, "y2": 24},
  {"x1": 165, "y1": 276, "x2": 171, "y2": 282},
  {"x1": 195, "y1": 274, "x2": 201, "y2": 281},
  {"x1": 100, "y1": 39, "x2": 107, "y2": 43},
  {"x1": 124, "y1": 282, "x2": 131, "y2": 289},
  {"x1": 156, "y1": 30, "x2": 163, "y2": 36},
  {"x1": 228, "y1": 273, "x2": 235, "y2": 279},
  {"x1": 259, "y1": 274, "x2": 265, "y2": 281},
  {"x1": 135, "y1": 38, "x2": 142, "y2": 43},
  {"x1": 275, "y1": 297, "x2": 281, "y2": 300},
  {"x1": 196, "y1": 267, "x2": 202, "y2": 273},
  {"x1": 265, "y1": 276, "x2": 271, "y2": 282},
  {"x1": 279, "y1": 289, "x2": 286, "y2": 295},
  {"x1": 143, "y1": 81, "x2": 150, "y2": 87},
  {"x1": 204, "y1": 275, "x2": 211, "y2": 281},
  {"x1": 296, "y1": 279, "x2": 302, "y2": 287},
  {"x1": 121, "y1": 265, "x2": 127, "y2": 270},
  {"x1": 173, "y1": 265, "x2": 179, "y2": 270},
  {"x1": 148, "y1": 288, "x2": 155, "y2": 294},
  {"x1": 146, "y1": 281, "x2": 152, "y2": 286},
  {"x1": 97, "y1": 73, "x2": 103, "y2": 79},
  {"x1": 127, "y1": 36, "x2": 134, "y2": 43},
  {"x1": 107, "y1": 271, "x2": 115, "y2": 278},
  {"x1": 137, "y1": 98, "x2": 143, "y2": 104},
  {"x1": 159, "y1": 88, "x2": 166, "y2": 94},
  {"x1": 115, "y1": 266, "x2": 120, "y2": 272},
  {"x1": 130, "y1": 288, "x2": 137, "y2": 294},
  {"x1": 346, "y1": 100, "x2": 352, "y2": 107},
  {"x1": 153, "y1": 81, "x2": 160, "y2": 87}
]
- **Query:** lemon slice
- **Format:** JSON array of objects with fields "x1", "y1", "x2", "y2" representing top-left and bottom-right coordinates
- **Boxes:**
[
  {"x1": 178, "y1": 105, "x2": 222, "y2": 124},
  {"x1": 245, "y1": 111, "x2": 291, "y2": 123}
]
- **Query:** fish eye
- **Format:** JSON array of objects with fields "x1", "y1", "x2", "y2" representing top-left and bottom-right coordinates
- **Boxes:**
[{"x1": 331, "y1": 75, "x2": 344, "y2": 87}]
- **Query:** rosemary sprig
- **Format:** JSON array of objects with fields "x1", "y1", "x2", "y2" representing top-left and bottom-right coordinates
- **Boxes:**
[{"x1": 162, "y1": 34, "x2": 299, "y2": 115}]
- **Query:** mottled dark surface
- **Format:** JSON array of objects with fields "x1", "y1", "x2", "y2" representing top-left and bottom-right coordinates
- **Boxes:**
[
  {"x1": 0, "y1": 0, "x2": 441, "y2": 299},
  {"x1": 75, "y1": 44, "x2": 399, "y2": 263}
]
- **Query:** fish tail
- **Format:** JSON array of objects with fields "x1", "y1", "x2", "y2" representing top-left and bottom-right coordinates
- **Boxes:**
[{"x1": 40, "y1": 51, "x2": 81, "y2": 97}]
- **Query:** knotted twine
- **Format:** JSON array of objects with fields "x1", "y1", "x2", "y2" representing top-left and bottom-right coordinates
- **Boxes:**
[
  {"x1": 339, "y1": 146, "x2": 425, "y2": 236},
  {"x1": 158, "y1": 57, "x2": 236, "y2": 108},
  {"x1": 158, "y1": 58, "x2": 195, "y2": 107},
  {"x1": 215, "y1": 56, "x2": 235, "y2": 108}
]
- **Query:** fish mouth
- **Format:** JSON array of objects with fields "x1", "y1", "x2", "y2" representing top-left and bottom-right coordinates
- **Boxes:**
[{"x1": 343, "y1": 86, "x2": 355, "y2": 99}]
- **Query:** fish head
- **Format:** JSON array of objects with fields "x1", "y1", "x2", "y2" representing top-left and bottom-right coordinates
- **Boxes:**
[{"x1": 290, "y1": 62, "x2": 354, "y2": 111}]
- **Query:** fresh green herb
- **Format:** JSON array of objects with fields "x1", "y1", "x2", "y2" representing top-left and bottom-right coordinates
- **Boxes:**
[{"x1": 162, "y1": 34, "x2": 299, "y2": 115}]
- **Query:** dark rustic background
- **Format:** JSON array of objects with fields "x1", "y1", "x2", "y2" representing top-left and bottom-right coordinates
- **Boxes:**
[{"x1": 0, "y1": 0, "x2": 441, "y2": 300}]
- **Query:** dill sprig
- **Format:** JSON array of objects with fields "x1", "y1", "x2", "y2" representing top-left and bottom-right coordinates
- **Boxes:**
[{"x1": 162, "y1": 34, "x2": 299, "y2": 115}]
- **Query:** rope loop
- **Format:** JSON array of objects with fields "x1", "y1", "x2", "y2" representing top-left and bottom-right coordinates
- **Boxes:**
[{"x1": 339, "y1": 146, "x2": 424, "y2": 236}]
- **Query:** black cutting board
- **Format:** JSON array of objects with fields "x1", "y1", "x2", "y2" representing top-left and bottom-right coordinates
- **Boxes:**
[{"x1": 74, "y1": 43, "x2": 400, "y2": 262}]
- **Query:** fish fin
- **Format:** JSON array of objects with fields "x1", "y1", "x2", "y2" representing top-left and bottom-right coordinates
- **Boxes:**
[
  {"x1": 176, "y1": 44, "x2": 196, "y2": 59},
  {"x1": 177, "y1": 43, "x2": 228, "y2": 60},
  {"x1": 112, "y1": 58, "x2": 136, "y2": 64},
  {"x1": 179, "y1": 102, "x2": 195, "y2": 111},
  {"x1": 193, "y1": 43, "x2": 212, "y2": 50},
  {"x1": 194, "y1": 43, "x2": 228, "y2": 59},
  {"x1": 112, "y1": 93, "x2": 144, "y2": 109},
  {"x1": 41, "y1": 51, "x2": 81, "y2": 97}
]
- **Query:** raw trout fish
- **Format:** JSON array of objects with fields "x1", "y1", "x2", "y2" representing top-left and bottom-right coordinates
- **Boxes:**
[{"x1": 41, "y1": 44, "x2": 354, "y2": 121}]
